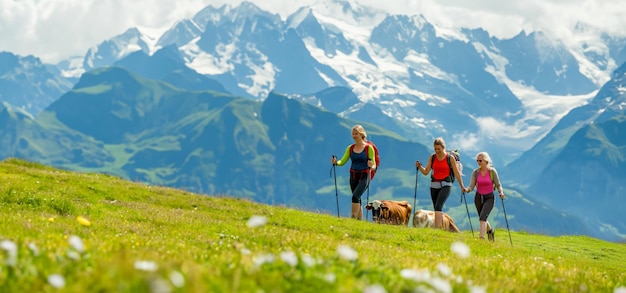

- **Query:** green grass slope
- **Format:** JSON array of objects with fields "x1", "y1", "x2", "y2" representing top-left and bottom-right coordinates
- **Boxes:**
[{"x1": 1, "y1": 158, "x2": 624, "y2": 292}]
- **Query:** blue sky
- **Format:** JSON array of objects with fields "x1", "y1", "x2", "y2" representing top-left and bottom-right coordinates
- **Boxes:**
[{"x1": 1, "y1": 0, "x2": 625, "y2": 63}]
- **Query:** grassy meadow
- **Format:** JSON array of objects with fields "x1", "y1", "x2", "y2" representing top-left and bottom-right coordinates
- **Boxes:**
[{"x1": 1, "y1": 158, "x2": 625, "y2": 292}]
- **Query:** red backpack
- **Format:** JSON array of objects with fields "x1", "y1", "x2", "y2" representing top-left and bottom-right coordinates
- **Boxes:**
[{"x1": 350, "y1": 142, "x2": 380, "y2": 179}]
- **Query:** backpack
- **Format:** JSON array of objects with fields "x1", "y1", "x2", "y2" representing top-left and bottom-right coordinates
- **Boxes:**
[
  {"x1": 431, "y1": 149, "x2": 462, "y2": 183},
  {"x1": 350, "y1": 142, "x2": 380, "y2": 179}
]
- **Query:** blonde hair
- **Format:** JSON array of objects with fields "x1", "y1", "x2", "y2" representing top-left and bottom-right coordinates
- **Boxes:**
[
  {"x1": 434, "y1": 137, "x2": 446, "y2": 149},
  {"x1": 476, "y1": 152, "x2": 494, "y2": 167},
  {"x1": 352, "y1": 125, "x2": 367, "y2": 140}
]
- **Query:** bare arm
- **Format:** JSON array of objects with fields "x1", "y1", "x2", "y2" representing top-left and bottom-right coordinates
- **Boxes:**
[{"x1": 415, "y1": 155, "x2": 432, "y2": 176}]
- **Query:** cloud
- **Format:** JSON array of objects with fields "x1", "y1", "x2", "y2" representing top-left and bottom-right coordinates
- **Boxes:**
[
  {"x1": 1, "y1": 0, "x2": 625, "y2": 63},
  {"x1": 0, "y1": 0, "x2": 223, "y2": 62},
  {"x1": 451, "y1": 114, "x2": 544, "y2": 154}
]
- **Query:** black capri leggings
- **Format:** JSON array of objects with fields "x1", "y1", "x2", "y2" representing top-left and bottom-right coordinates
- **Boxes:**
[
  {"x1": 429, "y1": 186, "x2": 451, "y2": 211},
  {"x1": 349, "y1": 170, "x2": 369, "y2": 203},
  {"x1": 474, "y1": 192, "x2": 495, "y2": 221}
]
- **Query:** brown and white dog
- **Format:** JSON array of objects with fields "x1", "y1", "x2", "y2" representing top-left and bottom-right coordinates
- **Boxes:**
[
  {"x1": 412, "y1": 209, "x2": 460, "y2": 233},
  {"x1": 365, "y1": 200, "x2": 412, "y2": 225}
]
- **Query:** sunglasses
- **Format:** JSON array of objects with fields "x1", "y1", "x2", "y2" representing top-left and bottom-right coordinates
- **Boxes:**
[{"x1": 476, "y1": 159, "x2": 484, "y2": 163}]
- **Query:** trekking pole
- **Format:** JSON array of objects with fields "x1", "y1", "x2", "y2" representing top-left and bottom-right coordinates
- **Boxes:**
[
  {"x1": 501, "y1": 196, "x2": 513, "y2": 246},
  {"x1": 462, "y1": 192, "x2": 474, "y2": 236},
  {"x1": 412, "y1": 165, "x2": 418, "y2": 228},
  {"x1": 365, "y1": 160, "x2": 372, "y2": 222},
  {"x1": 330, "y1": 155, "x2": 339, "y2": 218}
]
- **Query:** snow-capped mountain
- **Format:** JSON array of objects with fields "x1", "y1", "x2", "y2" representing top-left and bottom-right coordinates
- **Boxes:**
[
  {"x1": 83, "y1": 28, "x2": 155, "y2": 72},
  {"x1": 0, "y1": 52, "x2": 73, "y2": 115},
  {"x1": 3, "y1": 0, "x2": 626, "y2": 241},
  {"x1": 509, "y1": 62, "x2": 626, "y2": 241},
  {"x1": 54, "y1": 0, "x2": 626, "y2": 163}
]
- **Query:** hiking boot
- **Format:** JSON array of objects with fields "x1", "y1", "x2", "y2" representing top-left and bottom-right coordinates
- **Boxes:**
[{"x1": 487, "y1": 229, "x2": 495, "y2": 242}]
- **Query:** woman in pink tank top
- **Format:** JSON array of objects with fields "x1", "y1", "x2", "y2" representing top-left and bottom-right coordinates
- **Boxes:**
[{"x1": 464, "y1": 152, "x2": 505, "y2": 241}]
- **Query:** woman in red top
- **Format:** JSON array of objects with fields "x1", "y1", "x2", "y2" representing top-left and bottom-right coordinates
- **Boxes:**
[{"x1": 415, "y1": 137, "x2": 465, "y2": 229}]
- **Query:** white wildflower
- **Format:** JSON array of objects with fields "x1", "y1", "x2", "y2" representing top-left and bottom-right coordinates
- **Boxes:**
[
  {"x1": 1, "y1": 240, "x2": 17, "y2": 255},
  {"x1": 301, "y1": 254, "x2": 316, "y2": 267},
  {"x1": 429, "y1": 277, "x2": 452, "y2": 293},
  {"x1": 48, "y1": 274, "x2": 66, "y2": 288},
  {"x1": 28, "y1": 243, "x2": 39, "y2": 256},
  {"x1": 68, "y1": 235, "x2": 85, "y2": 253},
  {"x1": 67, "y1": 250, "x2": 81, "y2": 261},
  {"x1": 169, "y1": 271, "x2": 185, "y2": 288},
  {"x1": 337, "y1": 245, "x2": 358, "y2": 261},
  {"x1": 323, "y1": 273, "x2": 336, "y2": 283},
  {"x1": 400, "y1": 269, "x2": 430, "y2": 282},
  {"x1": 364, "y1": 284, "x2": 387, "y2": 293},
  {"x1": 280, "y1": 251, "x2": 298, "y2": 267},
  {"x1": 134, "y1": 260, "x2": 158, "y2": 272},
  {"x1": 253, "y1": 253, "x2": 275, "y2": 269},
  {"x1": 150, "y1": 278, "x2": 171, "y2": 293},
  {"x1": 1, "y1": 240, "x2": 17, "y2": 266},
  {"x1": 437, "y1": 263, "x2": 452, "y2": 276},
  {"x1": 246, "y1": 215, "x2": 268, "y2": 228},
  {"x1": 615, "y1": 287, "x2": 626, "y2": 293},
  {"x1": 451, "y1": 241, "x2": 470, "y2": 258}
]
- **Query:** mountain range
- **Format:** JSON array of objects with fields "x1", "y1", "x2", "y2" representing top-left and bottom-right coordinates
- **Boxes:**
[{"x1": 1, "y1": 0, "x2": 624, "y2": 241}]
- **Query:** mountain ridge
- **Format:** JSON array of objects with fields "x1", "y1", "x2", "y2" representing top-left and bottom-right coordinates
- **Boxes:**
[
  {"x1": 8, "y1": 1, "x2": 624, "y2": 160},
  {"x1": 0, "y1": 65, "x2": 605, "y2": 240}
]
